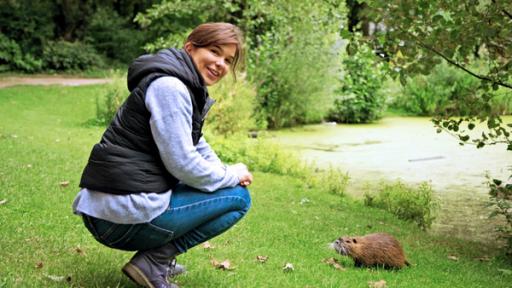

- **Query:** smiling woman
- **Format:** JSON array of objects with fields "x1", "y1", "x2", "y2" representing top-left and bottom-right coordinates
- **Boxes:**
[{"x1": 72, "y1": 22, "x2": 252, "y2": 288}]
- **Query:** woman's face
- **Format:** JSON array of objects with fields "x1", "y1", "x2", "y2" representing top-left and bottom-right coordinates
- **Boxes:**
[{"x1": 185, "y1": 42, "x2": 237, "y2": 86}]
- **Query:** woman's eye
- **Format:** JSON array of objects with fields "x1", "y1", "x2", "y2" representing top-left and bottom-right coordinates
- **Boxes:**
[
  {"x1": 226, "y1": 59, "x2": 233, "y2": 65},
  {"x1": 210, "y1": 49, "x2": 219, "y2": 55}
]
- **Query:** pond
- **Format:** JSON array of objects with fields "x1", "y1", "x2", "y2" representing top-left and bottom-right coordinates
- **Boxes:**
[{"x1": 270, "y1": 116, "x2": 512, "y2": 243}]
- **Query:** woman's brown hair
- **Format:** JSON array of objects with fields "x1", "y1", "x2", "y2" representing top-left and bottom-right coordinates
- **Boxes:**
[{"x1": 185, "y1": 22, "x2": 244, "y2": 78}]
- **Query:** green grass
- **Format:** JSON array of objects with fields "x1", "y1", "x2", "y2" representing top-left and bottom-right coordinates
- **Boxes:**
[{"x1": 0, "y1": 85, "x2": 511, "y2": 287}]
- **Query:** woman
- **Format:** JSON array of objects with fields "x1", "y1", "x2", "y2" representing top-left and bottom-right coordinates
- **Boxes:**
[{"x1": 73, "y1": 23, "x2": 252, "y2": 288}]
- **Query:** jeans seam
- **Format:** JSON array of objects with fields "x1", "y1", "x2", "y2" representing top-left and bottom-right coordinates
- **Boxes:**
[
  {"x1": 107, "y1": 224, "x2": 139, "y2": 247},
  {"x1": 84, "y1": 215, "x2": 101, "y2": 239},
  {"x1": 169, "y1": 196, "x2": 244, "y2": 212}
]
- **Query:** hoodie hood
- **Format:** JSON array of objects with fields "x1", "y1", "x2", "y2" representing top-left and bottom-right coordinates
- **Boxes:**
[{"x1": 127, "y1": 48, "x2": 206, "y2": 94}]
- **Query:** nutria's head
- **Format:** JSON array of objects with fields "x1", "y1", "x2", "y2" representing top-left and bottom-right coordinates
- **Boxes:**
[{"x1": 330, "y1": 236, "x2": 358, "y2": 256}]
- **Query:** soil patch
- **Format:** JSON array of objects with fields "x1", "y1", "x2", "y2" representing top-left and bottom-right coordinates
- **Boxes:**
[{"x1": 0, "y1": 76, "x2": 111, "y2": 88}]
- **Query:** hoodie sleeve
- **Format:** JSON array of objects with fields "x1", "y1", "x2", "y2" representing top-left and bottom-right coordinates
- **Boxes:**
[{"x1": 145, "y1": 76, "x2": 239, "y2": 192}]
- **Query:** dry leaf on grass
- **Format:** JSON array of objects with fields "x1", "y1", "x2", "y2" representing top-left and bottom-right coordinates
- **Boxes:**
[
  {"x1": 447, "y1": 255, "x2": 459, "y2": 261},
  {"x1": 282, "y1": 263, "x2": 294, "y2": 272},
  {"x1": 256, "y1": 255, "x2": 269, "y2": 263},
  {"x1": 368, "y1": 279, "x2": 387, "y2": 288},
  {"x1": 322, "y1": 258, "x2": 345, "y2": 271},
  {"x1": 59, "y1": 181, "x2": 70, "y2": 187},
  {"x1": 74, "y1": 247, "x2": 85, "y2": 256},
  {"x1": 202, "y1": 241, "x2": 214, "y2": 249},
  {"x1": 476, "y1": 256, "x2": 490, "y2": 262},
  {"x1": 0, "y1": 199, "x2": 7, "y2": 206},
  {"x1": 44, "y1": 274, "x2": 72, "y2": 283},
  {"x1": 211, "y1": 259, "x2": 235, "y2": 270},
  {"x1": 35, "y1": 262, "x2": 44, "y2": 269}
]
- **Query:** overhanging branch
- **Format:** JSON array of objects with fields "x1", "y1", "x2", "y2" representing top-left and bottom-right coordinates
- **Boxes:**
[{"x1": 415, "y1": 40, "x2": 512, "y2": 90}]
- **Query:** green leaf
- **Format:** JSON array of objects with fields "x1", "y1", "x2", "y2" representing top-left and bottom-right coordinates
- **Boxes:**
[
  {"x1": 468, "y1": 123, "x2": 475, "y2": 130},
  {"x1": 459, "y1": 135, "x2": 470, "y2": 142},
  {"x1": 493, "y1": 179, "x2": 503, "y2": 186}
]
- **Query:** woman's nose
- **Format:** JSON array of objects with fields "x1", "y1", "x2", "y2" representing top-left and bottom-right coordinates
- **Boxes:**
[{"x1": 215, "y1": 59, "x2": 226, "y2": 69}]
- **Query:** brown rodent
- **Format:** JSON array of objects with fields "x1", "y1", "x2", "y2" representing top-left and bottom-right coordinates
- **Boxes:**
[{"x1": 330, "y1": 232, "x2": 410, "y2": 269}]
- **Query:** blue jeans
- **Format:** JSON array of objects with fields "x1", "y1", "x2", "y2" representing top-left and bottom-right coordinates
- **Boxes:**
[{"x1": 82, "y1": 184, "x2": 251, "y2": 253}]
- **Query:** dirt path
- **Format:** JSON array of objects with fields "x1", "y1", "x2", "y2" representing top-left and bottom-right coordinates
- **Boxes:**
[{"x1": 0, "y1": 76, "x2": 111, "y2": 88}]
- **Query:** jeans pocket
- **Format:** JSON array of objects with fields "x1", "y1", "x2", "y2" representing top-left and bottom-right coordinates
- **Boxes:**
[
  {"x1": 83, "y1": 215, "x2": 139, "y2": 250},
  {"x1": 118, "y1": 223, "x2": 175, "y2": 251}
]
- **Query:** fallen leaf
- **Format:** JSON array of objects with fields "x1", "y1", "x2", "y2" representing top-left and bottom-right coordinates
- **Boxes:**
[
  {"x1": 44, "y1": 274, "x2": 71, "y2": 282},
  {"x1": 447, "y1": 255, "x2": 459, "y2": 261},
  {"x1": 59, "y1": 181, "x2": 70, "y2": 187},
  {"x1": 322, "y1": 258, "x2": 345, "y2": 271},
  {"x1": 0, "y1": 199, "x2": 7, "y2": 206},
  {"x1": 256, "y1": 255, "x2": 269, "y2": 263},
  {"x1": 35, "y1": 262, "x2": 44, "y2": 269},
  {"x1": 211, "y1": 259, "x2": 234, "y2": 270},
  {"x1": 299, "y1": 198, "x2": 310, "y2": 205},
  {"x1": 368, "y1": 280, "x2": 387, "y2": 288},
  {"x1": 476, "y1": 256, "x2": 490, "y2": 262},
  {"x1": 74, "y1": 247, "x2": 85, "y2": 256},
  {"x1": 283, "y1": 262, "x2": 294, "y2": 272},
  {"x1": 202, "y1": 241, "x2": 214, "y2": 249}
]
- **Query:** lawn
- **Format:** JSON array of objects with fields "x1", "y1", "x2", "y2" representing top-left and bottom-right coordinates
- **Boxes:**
[{"x1": 0, "y1": 84, "x2": 511, "y2": 287}]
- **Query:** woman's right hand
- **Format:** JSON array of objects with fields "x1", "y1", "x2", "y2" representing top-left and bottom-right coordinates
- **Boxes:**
[{"x1": 229, "y1": 163, "x2": 253, "y2": 187}]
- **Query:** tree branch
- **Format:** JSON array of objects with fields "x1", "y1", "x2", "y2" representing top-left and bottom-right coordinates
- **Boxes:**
[
  {"x1": 502, "y1": 9, "x2": 512, "y2": 20},
  {"x1": 491, "y1": 0, "x2": 512, "y2": 20},
  {"x1": 415, "y1": 40, "x2": 512, "y2": 90}
]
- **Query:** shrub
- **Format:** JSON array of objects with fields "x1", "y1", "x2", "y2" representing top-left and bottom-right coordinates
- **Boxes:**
[
  {"x1": 328, "y1": 45, "x2": 386, "y2": 123},
  {"x1": 205, "y1": 75, "x2": 259, "y2": 136},
  {"x1": 487, "y1": 176, "x2": 512, "y2": 260},
  {"x1": 0, "y1": 33, "x2": 42, "y2": 72},
  {"x1": 391, "y1": 62, "x2": 484, "y2": 116},
  {"x1": 42, "y1": 40, "x2": 104, "y2": 71},
  {"x1": 364, "y1": 180, "x2": 439, "y2": 230},
  {"x1": 85, "y1": 7, "x2": 145, "y2": 64},
  {"x1": 95, "y1": 72, "x2": 127, "y2": 125}
]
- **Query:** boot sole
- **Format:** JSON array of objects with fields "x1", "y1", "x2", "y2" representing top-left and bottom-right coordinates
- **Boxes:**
[{"x1": 122, "y1": 262, "x2": 155, "y2": 288}]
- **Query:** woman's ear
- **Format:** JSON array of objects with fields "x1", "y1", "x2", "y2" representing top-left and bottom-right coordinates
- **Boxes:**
[{"x1": 184, "y1": 42, "x2": 194, "y2": 54}]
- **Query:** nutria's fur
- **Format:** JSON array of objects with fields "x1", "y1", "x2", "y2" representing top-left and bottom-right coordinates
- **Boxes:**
[{"x1": 330, "y1": 233, "x2": 410, "y2": 269}]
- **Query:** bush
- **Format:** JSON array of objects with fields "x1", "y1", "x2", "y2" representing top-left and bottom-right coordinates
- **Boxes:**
[
  {"x1": 42, "y1": 40, "x2": 104, "y2": 71},
  {"x1": 85, "y1": 7, "x2": 145, "y2": 64},
  {"x1": 487, "y1": 176, "x2": 512, "y2": 260},
  {"x1": 391, "y1": 62, "x2": 483, "y2": 116},
  {"x1": 364, "y1": 180, "x2": 439, "y2": 230},
  {"x1": 206, "y1": 75, "x2": 259, "y2": 136},
  {"x1": 327, "y1": 45, "x2": 386, "y2": 123},
  {"x1": 95, "y1": 72, "x2": 127, "y2": 125},
  {"x1": 251, "y1": 22, "x2": 339, "y2": 128},
  {"x1": 0, "y1": 33, "x2": 42, "y2": 72}
]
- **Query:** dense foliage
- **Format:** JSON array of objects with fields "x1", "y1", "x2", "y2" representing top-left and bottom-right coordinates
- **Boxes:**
[
  {"x1": 328, "y1": 44, "x2": 385, "y2": 123},
  {"x1": 0, "y1": 0, "x2": 154, "y2": 71}
]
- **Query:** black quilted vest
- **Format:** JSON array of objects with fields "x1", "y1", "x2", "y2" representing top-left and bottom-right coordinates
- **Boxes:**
[{"x1": 79, "y1": 49, "x2": 213, "y2": 194}]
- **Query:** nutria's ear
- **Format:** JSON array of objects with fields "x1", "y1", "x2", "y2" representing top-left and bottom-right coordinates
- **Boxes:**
[{"x1": 353, "y1": 238, "x2": 357, "y2": 243}]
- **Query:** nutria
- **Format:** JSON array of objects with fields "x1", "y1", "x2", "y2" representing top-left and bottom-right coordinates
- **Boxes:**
[{"x1": 330, "y1": 232, "x2": 410, "y2": 269}]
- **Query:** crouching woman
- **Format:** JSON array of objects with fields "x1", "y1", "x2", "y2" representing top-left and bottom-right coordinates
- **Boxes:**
[{"x1": 72, "y1": 22, "x2": 252, "y2": 288}]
